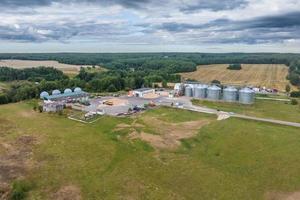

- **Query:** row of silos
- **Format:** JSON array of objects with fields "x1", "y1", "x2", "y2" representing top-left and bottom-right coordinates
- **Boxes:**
[{"x1": 184, "y1": 84, "x2": 255, "y2": 104}]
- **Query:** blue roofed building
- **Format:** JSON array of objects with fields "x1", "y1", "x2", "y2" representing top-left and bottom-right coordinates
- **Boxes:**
[{"x1": 40, "y1": 88, "x2": 89, "y2": 102}]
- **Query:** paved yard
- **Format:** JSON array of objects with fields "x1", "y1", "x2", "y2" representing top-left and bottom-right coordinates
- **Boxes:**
[{"x1": 85, "y1": 95, "x2": 193, "y2": 116}]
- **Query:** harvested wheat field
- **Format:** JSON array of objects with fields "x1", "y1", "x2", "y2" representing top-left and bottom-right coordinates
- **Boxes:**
[
  {"x1": 180, "y1": 64, "x2": 290, "y2": 91},
  {"x1": 0, "y1": 59, "x2": 104, "y2": 75}
]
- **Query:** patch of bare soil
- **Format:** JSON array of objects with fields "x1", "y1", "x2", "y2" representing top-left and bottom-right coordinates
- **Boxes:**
[
  {"x1": 0, "y1": 183, "x2": 10, "y2": 200},
  {"x1": 114, "y1": 121, "x2": 145, "y2": 132},
  {"x1": 265, "y1": 191, "x2": 300, "y2": 200},
  {"x1": 0, "y1": 135, "x2": 37, "y2": 198},
  {"x1": 52, "y1": 185, "x2": 81, "y2": 200},
  {"x1": 114, "y1": 123, "x2": 132, "y2": 132},
  {"x1": 143, "y1": 93, "x2": 160, "y2": 99},
  {"x1": 19, "y1": 110, "x2": 36, "y2": 118},
  {"x1": 129, "y1": 117, "x2": 212, "y2": 150}
]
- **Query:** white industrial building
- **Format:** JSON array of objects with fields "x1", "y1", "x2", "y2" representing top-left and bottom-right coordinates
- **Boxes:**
[
  {"x1": 132, "y1": 88, "x2": 155, "y2": 98},
  {"x1": 43, "y1": 101, "x2": 64, "y2": 112}
]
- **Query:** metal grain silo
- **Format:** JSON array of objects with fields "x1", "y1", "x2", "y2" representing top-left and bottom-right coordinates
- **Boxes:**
[
  {"x1": 40, "y1": 91, "x2": 49, "y2": 99},
  {"x1": 74, "y1": 87, "x2": 82, "y2": 93},
  {"x1": 207, "y1": 85, "x2": 221, "y2": 100},
  {"x1": 64, "y1": 88, "x2": 72, "y2": 94},
  {"x1": 239, "y1": 88, "x2": 255, "y2": 104},
  {"x1": 52, "y1": 89, "x2": 61, "y2": 95},
  {"x1": 185, "y1": 86, "x2": 193, "y2": 97},
  {"x1": 194, "y1": 85, "x2": 208, "y2": 99},
  {"x1": 223, "y1": 86, "x2": 238, "y2": 102}
]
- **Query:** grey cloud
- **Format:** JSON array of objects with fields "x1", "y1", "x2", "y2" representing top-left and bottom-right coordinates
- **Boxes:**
[
  {"x1": 0, "y1": 0, "x2": 52, "y2": 7},
  {"x1": 240, "y1": 12, "x2": 300, "y2": 29},
  {"x1": 157, "y1": 11, "x2": 300, "y2": 33},
  {"x1": 0, "y1": 20, "x2": 135, "y2": 42},
  {"x1": 0, "y1": 0, "x2": 151, "y2": 9},
  {"x1": 0, "y1": 0, "x2": 299, "y2": 46},
  {"x1": 0, "y1": 0, "x2": 246, "y2": 11},
  {"x1": 180, "y1": 0, "x2": 248, "y2": 12},
  {"x1": 152, "y1": 12, "x2": 300, "y2": 44}
]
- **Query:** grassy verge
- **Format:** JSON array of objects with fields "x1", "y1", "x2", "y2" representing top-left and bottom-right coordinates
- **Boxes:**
[{"x1": 192, "y1": 99, "x2": 300, "y2": 123}]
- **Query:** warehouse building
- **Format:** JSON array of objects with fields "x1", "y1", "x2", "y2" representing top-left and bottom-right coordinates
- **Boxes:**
[
  {"x1": 43, "y1": 101, "x2": 64, "y2": 112},
  {"x1": 132, "y1": 88, "x2": 155, "y2": 98}
]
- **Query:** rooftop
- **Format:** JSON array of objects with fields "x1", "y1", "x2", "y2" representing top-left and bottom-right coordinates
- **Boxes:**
[
  {"x1": 44, "y1": 91, "x2": 88, "y2": 100},
  {"x1": 134, "y1": 88, "x2": 154, "y2": 92}
]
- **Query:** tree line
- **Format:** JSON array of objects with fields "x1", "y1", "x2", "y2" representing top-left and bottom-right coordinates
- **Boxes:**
[
  {"x1": 1, "y1": 53, "x2": 300, "y2": 69},
  {"x1": 287, "y1": 60, "x2": 300, "y2": 86},
  {"x1": 0, "y1": 67, "x2": 67, "y2": 82},
  {"x1": 1, "y1": 53, "x2": 300, "y2": 105}
]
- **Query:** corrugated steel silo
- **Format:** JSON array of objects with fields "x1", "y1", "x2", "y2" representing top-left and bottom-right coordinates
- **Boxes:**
[
  {"x1": 185, "y1": 86, "x2": 193, "y2": 97},
  {"x1": 194, "y1": 85, "x2": 208, "y2": 99},
  {"x1": 239, "y1": 88, "x2": 255, "y2": 104},
  {"x1": 64, "y1": 88, "x2": 72, "y2": 94},
  {"x1": 52, "y1": 90, "x2": 61, "y2": 95},
  {"x1": 207, "y1": 85, "x2": 221, "y2": 100},
  {"x1": 40, "y1": 91, "x2": 49, "y2": 99},
  {"x1": 223, "y1": 86, "x2": 238, "y2": 102},
  {"x1": 74, "y1": 87, "x2": 82, "y2": 93}
]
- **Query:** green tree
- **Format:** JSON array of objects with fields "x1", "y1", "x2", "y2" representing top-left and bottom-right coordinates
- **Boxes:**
[
  {"x1": 211, "y1": 80, "x2": 221, "y2": 85},
  {"x1": 291, "y1": 99, "x2": 298, "y2": 105},
  {"x1": 162, "y1": 80, "x2": 168, "y2": 88},
  {"x1": 107, "y1": 84, "x2": 117, "y2": 92},
  {"x1": 285, "y1": 84, "x2": 291, "y2": 94}
]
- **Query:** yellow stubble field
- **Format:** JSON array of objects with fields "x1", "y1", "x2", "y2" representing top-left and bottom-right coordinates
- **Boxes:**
[
  {"x1": 180, "y1": 64, "x2": 290, "y2": 91},
  {"x1": 0, "y1": 59, "x2": 105, "y2": 76}
]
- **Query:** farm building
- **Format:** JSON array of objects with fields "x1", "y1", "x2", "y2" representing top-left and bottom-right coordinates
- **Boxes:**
[
  {"x1": 132, "y1": 88, "x2": 155, "y2": 98},
  {"x1": 40, "y1": 87, "x2": 89, "y2": 102},
  {"x1": 43, "y1": 101, "x2": 64, "y2": 112}
]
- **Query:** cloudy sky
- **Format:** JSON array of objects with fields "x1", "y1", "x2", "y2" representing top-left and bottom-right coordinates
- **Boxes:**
[{"x1": 0, "y1": 0, "x2": 300, "y2": 53}]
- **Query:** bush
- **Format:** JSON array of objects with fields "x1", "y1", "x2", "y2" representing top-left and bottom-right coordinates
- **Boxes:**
[
  {"x1": 227, "y1": 64, "x2": 242, "y2": 70},
  {"x1": 286, "y1": 84, "x2": 291, "y2": 93},
  {"x1": 291, "y1": 99, "x2": 298, "y2": 105},
  {"x1": 0, "y1": 94, "x2": 9, "y2": 104},
  {"x1": 288, "y1": 73, "x2": 300, "y2": 86},
  {"x1": 58, "y1": 110, "x2": 63, "y2": 116},
  {"x1": 38, "y1": 105, "x2": 43, "y2": 113},
  {"x1": 211, "y1": 80, "x2": 221, "y2": 84},
  {"x1": 290, "y1": 91, "x2": 300, "y2": 98},
  {"x1": 10, "y1": 180, "x2": 33, "y2": 200}
]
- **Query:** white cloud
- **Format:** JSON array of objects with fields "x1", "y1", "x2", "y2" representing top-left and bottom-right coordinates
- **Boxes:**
[{"x1": 0, "y1": 0, "x2": 299, "y2": 52}]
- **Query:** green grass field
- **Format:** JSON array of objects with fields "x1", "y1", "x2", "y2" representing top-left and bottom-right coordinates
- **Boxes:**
[
  {"x1": 1, "y1": 103, "x2": 300, "y2": 199},
  {"x1": 192, "y1": 99, "x2": 300, "y2": 123}
]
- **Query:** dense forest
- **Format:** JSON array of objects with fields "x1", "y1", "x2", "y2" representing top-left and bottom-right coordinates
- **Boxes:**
[
  {"x1": 0, "y1": 67, "x2": 67, "y2": 82},
  {"x1": 0, "y1": 53, "x2": 300, "y2": 104},
  {"x1": 1, "y1": 53, "x2": 300, "y2": 69}
]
